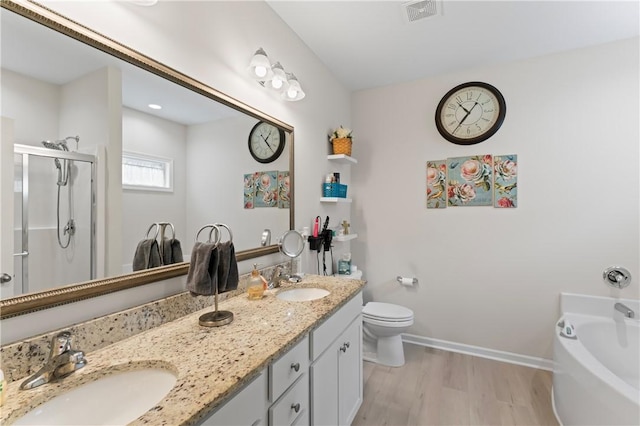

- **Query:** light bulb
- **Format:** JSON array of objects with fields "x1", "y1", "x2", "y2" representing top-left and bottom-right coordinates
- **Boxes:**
[
  {"x1": 287, "y1": 88, "x2": 298, "y2": 99},
  {"x1": 272, "y1": 78, "x2": 283, "y2": 89},
  {"x1": 255, "y1": 66, "x2": 267, "y2": 78}
]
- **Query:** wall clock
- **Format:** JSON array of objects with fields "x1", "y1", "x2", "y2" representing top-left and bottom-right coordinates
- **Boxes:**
[
  {"x1": 248, "y1": 121, "x2": 286, "y2": 163},
  {"x1": 435, "y1": 81, "x2": 506, "y2": 145}
]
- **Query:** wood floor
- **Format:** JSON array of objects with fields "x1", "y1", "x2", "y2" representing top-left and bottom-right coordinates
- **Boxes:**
[{"x1": 353, "y1": 344, "x2": 559, "y2": 426}]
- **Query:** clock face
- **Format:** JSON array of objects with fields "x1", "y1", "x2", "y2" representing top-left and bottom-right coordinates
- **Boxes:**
[
  {"x1": 248, "y1": 121, "x2": 285, "y2": 163},
  {"x1": 435, "y1": 82, "x2": 506, "y2": 145}
]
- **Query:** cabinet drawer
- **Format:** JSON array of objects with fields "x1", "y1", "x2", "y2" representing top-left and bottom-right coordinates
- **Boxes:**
[
  {"x1": 310, "y1": 291, "x2": 362, "y2": 361},
  {"x1": 270, "y1": 335, "x2": 309, "y2": 401},
  {"x1": 269, "y1": 374, "x2": 309, "y2": 426}
]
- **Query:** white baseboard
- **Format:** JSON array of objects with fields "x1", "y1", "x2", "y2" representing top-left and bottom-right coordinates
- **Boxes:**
[{"x1": 402, "y1": 333, "x2": 554, "y2": 371}]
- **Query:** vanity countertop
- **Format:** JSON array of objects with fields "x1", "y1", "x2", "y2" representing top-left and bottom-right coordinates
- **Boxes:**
[{"x1": 1, "y1": 275, "x2": 365, "y2": 426}]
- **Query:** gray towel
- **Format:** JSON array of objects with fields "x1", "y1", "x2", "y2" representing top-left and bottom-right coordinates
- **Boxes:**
[
  {"x1": 162, "y1": 238, "x2": 184, "y2": 265},
  {"x1": 217, "y1": 241, "x2": 239, "y2": 293},
  {"x1": 132, "y1": 239, "x2": 162, "y2": 271},
  {"x1": 186, "y1": 242, "x2": 219, "y2": 296}
]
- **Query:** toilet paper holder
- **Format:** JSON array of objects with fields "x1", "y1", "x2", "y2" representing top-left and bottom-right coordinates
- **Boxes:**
[{"x1": 397, "y1": 276, "x2": 418, "y2": 285}]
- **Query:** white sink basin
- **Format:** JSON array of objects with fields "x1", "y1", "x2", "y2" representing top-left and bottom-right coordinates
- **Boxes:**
[
  {"x1": 277, "y1": 288, "x2": 330, "y2": 302},
  {"x1": 15, "y1": 368, "x2": 177, "y2": 425}
]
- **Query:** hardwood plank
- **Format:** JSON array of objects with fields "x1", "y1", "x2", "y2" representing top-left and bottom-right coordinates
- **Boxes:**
[{"x1": 354, "y1": 344, "x2": 557, "y2": 426}]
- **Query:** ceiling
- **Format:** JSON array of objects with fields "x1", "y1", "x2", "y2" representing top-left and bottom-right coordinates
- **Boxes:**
[{"x1": 267, "y1": 0, "x2": 640, "y2": 91}]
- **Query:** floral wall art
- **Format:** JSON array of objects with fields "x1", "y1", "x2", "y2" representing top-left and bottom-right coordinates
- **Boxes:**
[
  {"x1": 426, "y1": 161, "x2": 447, "y2": 208},
  {"x1": 244, "y1": 170, "x2": 290, "y2": 209},
  {"x1": 426, "y1": 154, "x2": 517, "y2": 209}
]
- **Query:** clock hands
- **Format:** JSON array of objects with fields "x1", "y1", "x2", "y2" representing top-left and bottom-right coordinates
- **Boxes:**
[
  {"x1": 452, "y1": 101, "x2": 479, "y2": 134},
  {"x1": 260, "y1": 133, "x2": 275, "y2": 153}
]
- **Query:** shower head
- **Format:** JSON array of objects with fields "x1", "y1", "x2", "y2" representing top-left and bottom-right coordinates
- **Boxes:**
[{"x1": 41, "y1": 140, "x2": 69, "y2": 151}]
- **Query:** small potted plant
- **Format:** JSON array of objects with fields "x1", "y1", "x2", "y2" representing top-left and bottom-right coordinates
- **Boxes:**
[{"x1": 329, "y1": 125, "x2": 353, "y2": 156}]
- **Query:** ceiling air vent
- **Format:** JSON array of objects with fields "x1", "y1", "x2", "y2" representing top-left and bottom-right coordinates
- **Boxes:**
[{"x1": 401, "y1": 0, "x2": 442, "y2": 23}]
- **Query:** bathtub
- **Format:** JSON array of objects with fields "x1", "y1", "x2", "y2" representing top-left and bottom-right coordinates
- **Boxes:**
[{"x1": 553, "y1": 293, "x2": 640, "y2": 425}]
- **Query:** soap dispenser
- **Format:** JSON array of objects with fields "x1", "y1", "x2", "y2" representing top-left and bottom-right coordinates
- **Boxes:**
[{"x1": 247, "y1": 263, "x2": 265, "y2": 300}]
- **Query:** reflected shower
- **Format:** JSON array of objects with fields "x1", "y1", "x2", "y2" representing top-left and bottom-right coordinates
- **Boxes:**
[{"x1": 41, "y1": 136, "x2": 79, "y2": 248}]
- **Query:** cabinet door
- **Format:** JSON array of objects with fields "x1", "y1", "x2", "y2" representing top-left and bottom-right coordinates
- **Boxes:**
[
  {"x1": 338, "y1": 316, "x2": 363, "y2": 426},
  {"x1": 310, "y1": 346, "x2": 339, "y2": 425},
  {"x1": 198, "y1": 371, "x2": 267, "y2": 426}
]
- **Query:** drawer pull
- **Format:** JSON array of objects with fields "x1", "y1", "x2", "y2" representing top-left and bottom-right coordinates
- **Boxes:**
[
  {"x1": 340, "y1": 343, "x2": 347, "y2": 353},
  {"x1": 291, "y1": 403, "x2": 301, "y2": 413},
  {"x1": 290, "y1": 362, "x2": 300, "y2": 372}
]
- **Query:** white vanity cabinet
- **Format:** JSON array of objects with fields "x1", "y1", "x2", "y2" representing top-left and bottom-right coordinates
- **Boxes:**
[
  {"x1": 309, "y1": 292, "x2": 363, "y2": 426},
  {"x1": 197, "y1": 292, "x2": 363, "y2": 426}
]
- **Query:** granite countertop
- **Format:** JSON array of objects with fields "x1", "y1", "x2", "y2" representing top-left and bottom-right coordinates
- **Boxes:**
[{"x1": 1, "y1": 275, "x2": 365, "y2": 425}]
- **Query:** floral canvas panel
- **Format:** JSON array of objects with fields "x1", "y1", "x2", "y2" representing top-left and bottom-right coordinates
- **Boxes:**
[
  {"x1": 243, "y1": 173, "x2": 255, "y2": 209},
  {"x1": 254, "y1": 171, "x2": 278, "y2": 208},
  {"x1": 426, "y1": 160, "x2": 447, "y2": 209},
  {"x1": 494, "y1": 155, "x2": 518, "y2": 208},
  {"x1": 447, "y1": 155, "x2": 493, "y2": 206},
  {"x1": 278, "y1": 171, "x2": 290, "y2": 209}
]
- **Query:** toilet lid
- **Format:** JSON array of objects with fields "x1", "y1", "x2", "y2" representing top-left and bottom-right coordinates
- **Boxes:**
[{"x1": 363, "y1": 302, "x2": 413, "y2": 320}]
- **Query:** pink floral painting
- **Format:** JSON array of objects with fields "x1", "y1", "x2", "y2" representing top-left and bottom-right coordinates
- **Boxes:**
[
  {"x1": 278, "y1": 171, "x2": 290, "y2": 209},
  {"x1": 426, "y1": 160, "x2": 447, "y2": 209},
  {"x1": 254, "y1": 171, "x2": 278, "y2": 208},
  {"x1": 243, "y1": 173, "x2": 255, "y2": 209},
  {"x1": 493, "y1": 155, "x2": 517, "y2": 208},
  {"x1": 447, "y1": 155, "x2": 493, "y2": 206}
]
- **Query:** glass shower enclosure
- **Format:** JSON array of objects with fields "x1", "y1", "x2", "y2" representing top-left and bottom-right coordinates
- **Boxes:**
[{"x1": 11, "y1": 144, "x2": 96, "y2": 297}]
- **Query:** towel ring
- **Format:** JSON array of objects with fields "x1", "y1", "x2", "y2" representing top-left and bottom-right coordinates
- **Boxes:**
[
  {"x1": 212, "y1": 223, "x2": 233, "y2": 243},
  {"x1": 157, "y1": 222, "x2": 176, "y2": 240},
  {"x1": 145, "y1": 223, "x2": 159, "y2": 240},
  {"x1": 195, "y1": 224, "x2": 221, "y2": 245}
]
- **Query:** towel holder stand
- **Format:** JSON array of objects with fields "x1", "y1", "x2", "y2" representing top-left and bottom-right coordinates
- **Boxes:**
[
  {"x1": 195, "y1": 223, "x2": 234, "y2": 327},
  {"x1": 146, "y1": 222, "x2": 175, "y2": 263}
]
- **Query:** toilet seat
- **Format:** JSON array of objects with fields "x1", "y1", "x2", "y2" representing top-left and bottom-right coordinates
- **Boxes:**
[
  {"x1": 363, "y1": 302, "x2": 413, "y2": 321},
  {"x1": 363, "y1": 316, "x2": 413, "y2": 328}
]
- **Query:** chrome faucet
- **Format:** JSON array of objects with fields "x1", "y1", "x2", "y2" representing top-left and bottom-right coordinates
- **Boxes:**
[
  {"x1": 614, "y1": 303, "x2": 635, "y2": 319},
  {"x1": 20, "y1": 331, "x2": 87, "y2": 390},
  {"x1": 268, "y1": 265, "x2": 289, "y2": 289}
]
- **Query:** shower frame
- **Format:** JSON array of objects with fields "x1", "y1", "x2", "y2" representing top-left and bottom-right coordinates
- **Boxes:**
[{"x1": 13, "y1": 144, "x2": 97, "y2": 294}]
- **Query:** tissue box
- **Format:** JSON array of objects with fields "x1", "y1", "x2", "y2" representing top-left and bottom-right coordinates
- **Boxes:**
[{"x1": 322, "y1": 183, "x2": 348, "y2": 198}]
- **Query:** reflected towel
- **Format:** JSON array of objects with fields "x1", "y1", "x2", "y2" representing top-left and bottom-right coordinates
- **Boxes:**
[
  {"x1": 217, "y1": 241, "x2": 239, "y2": 293},
  {"x1": 186, "y1": 242, "x2": 219, "y2": 296},
  {"x1": 162, "y1": 238, "x2": 184, "y2": 265},
  {"x1": 132, "y1": 239, "x2": 162, "y2": 271}
]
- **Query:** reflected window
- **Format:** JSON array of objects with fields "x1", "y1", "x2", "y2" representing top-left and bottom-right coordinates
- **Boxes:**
[{"x1": 122, "y1": 151, "x2": 173, "y2": 192}]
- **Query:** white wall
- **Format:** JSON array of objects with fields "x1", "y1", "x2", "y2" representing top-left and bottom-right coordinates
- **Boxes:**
[
  {"x1": 0, "y1": 0, "x2": 353, "y2": 341},
  {"x1": 352, "y1": 38, "x2": 640, "y2": 359},
  {"x1": 122, "y1": 107, "x2": 187, "y2": 272}
]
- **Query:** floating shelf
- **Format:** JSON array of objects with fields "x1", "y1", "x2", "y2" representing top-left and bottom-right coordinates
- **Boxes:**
[
  {"x1": 334, "y1": 233, "x2": 357, "y2": 242},
  {"x1": 320, "y1": 197, "x2": 352, "y2": 203},
  {"x1": 327, "y1": 154, "x2": 358, "y2": 164}
]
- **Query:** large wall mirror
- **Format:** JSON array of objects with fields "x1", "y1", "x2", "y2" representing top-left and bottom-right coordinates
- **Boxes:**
[{"x1": 0, "y1": 1, "x2": 294, "y2": 318}]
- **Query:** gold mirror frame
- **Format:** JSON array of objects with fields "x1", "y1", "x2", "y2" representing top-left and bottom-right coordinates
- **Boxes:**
[{"x1": 0, "y1": 0, "x2": 295, "y2": 319}]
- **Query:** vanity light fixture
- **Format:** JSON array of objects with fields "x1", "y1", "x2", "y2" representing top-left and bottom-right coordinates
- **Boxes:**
[{"x1": 248, "y1": 48, "x2": 305, "y2": 101}]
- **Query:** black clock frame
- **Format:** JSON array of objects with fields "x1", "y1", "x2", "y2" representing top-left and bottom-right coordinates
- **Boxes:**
[
  {"x1": 435, "y1": 81, "x2": 506, "y2": 145},
  {"x1": 248, "y1": 121, "x2": 286, "y2": 163}
]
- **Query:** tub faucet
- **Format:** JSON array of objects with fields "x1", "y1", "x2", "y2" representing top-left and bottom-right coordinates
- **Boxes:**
[
  {"x1": 268, "y1": 265, "x2": 288, "y2": 289},
  {"x1": 20, "y1": 331, "x2": 87, "y2": 390},
  {"x1": 614, "y1": 302, "x2": 635, "y2": 319}
]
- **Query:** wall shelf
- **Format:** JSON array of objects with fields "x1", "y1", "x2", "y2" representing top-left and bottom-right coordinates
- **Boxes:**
[
  {"x1": 320, "y1": 197, "x2": 352, "y2": 203},
  {"x1": 334, "y1": 233, "x2": 357, "y2": 242},
  {"x1": 327, "y1": 154, "x2": 358, "y2": 165}
]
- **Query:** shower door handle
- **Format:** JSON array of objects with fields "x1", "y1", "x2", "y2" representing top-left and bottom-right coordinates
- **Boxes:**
[
  {"x1": 13, "y1": 251, "x2": 29, "y2": 257},
  {"x1": 1, "y1": 273, "x2": 11, "y2": 284}
]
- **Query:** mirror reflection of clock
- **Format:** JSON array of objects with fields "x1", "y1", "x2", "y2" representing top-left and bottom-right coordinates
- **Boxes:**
[{"x1": 248, "y1": 121, "x2": 285, "y2": 163}]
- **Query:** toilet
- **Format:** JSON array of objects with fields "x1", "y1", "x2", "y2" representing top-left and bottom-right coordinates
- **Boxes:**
[{"x1": 362, "y1": 302, "x2": 414, "y2": 367}]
